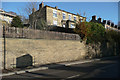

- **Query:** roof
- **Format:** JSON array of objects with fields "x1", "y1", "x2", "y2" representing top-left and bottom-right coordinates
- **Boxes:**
[
  {"x1": 0, "y1": 9, "x2": 16, "y2": 17},
  {"x1": 44, "y1": 5, "x2": 86, "y2": 18}
]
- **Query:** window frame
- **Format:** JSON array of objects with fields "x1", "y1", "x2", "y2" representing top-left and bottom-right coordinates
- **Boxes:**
[
  {"x1": 62, "y1": 12, "x2": 66, "y2": 20},
  {"x1": 74, "y1": 16, "x2": 77, "y2": 21},
  {"x1": 71, "y1": 23, "x2": 75, "y2": 28},
  {"x1": 68, "y1": 14, "x2": 71, "y2": 20},
  {"x1": 53, "y1": 20, "x2": 57, "y2": 25},
  {"x1": 53, "y1": 9, "x2": 57, "y2": 18}
]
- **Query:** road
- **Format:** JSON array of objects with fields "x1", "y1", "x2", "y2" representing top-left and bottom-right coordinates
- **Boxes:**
[{"x1": 2, "y1": 57, "x2": 120, "y2": 80}]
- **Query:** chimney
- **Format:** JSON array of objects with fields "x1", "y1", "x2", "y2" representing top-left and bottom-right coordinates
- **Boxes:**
[
  {"x1": 55, "y1": 6, "x2": 58, "y2": 9},
  {"x1": 32, "y1": 8, "x2": 36, "y2": 13},
  {"x1": 111, "y1": 23, "x2": 114, "y2": 27},
  {"x1": 39, "y1": 2, "x2": 44, "y2": 10},
  {"x1": 115, "y1": 25, "x2": 118, "y2": 28},
  {"x1": 107, "y1": 20, "x2": 111, "y2": 26},
  {"x1": 98, "y1": 17, "x2": 102, "y2": 23},
  {"x1": 92, "y1": 15, "x2": 96, "y2": 20},
  {"x1": 118, "y1": 22, "x2": 120, "y2": 27},
  {"x1": 103, "y1": 20, "x2": 107, "y2": 24},
  {"x1": 118, "y1": 27, "x2": 120, "y2": 30}
]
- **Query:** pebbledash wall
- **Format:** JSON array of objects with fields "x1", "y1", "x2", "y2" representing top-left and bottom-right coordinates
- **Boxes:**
[{"x1": 5, "y1": 27, "x2": 80, "y2": 40}]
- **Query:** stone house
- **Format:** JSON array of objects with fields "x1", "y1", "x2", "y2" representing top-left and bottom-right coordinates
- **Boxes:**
[
  {"x1": 90, "y1": 15, "x2": 119, "y2": 31},
  {"x1": 29, "y1": 2, "x2": 86, "y2": 29},
  {"x1": 0, "y1": 9, "x2": 16, "y2": 23}
]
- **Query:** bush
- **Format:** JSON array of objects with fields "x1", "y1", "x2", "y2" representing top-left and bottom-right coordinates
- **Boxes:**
[
  {"x1": 105, "y1": 30, "x2": 120, "y2": 43},
  {"x1": 74, "y1": 22, "x2": 105, "y2": 44}
]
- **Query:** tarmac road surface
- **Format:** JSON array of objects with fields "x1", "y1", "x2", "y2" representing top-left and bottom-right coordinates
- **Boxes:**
[{"x1": 2, "y1": 57, "x2": 120, "y2": 80}]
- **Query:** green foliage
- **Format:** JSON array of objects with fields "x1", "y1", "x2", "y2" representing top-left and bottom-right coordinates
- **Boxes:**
[
  {"x1": 11, "y1": 16, "x2": 23, "y2": 28},
  {"x1": 87, "y1": 22, "x2": 105, "y2": 44},
  {"x1": 74, "y1": 22, "x2": 105, "y2": 44},
  {"x1": 105, "y1": 30, "x2": 120, "y2": 43}
]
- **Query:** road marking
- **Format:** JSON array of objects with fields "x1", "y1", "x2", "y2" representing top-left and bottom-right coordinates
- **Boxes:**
[
  {"x1": 1, "y1": 58, "x2": 101, "y2": 77},
  {"x1": 67, "y1": 74, "x2": 80, "y2": 79}
]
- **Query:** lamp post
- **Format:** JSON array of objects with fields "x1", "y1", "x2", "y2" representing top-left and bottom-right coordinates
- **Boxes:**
[
  {"x1": 3, "y1": 12, "x2": 6, "y2": 69},
  {"x1": 3, "y1": 25, "x2": 6, "y2": 70}
]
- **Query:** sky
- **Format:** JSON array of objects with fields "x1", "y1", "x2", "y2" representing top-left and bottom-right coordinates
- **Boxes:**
[
  {"x1": 2, "y1": 2, "x2": 119, "y2": 25},
  {"x1": 1, "y1": 0, "x2": 120, "y2": 2},
  {"x1": 118, "y1": 2, "x2": 120, "y2": 22}
]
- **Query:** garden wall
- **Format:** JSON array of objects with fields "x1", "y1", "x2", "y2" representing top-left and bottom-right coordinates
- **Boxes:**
[{"x1": 5, "y1": 27, "x2": 80, "y2": 40}]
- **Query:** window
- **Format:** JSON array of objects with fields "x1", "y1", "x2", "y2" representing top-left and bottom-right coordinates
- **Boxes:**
[
  {"x1": 71, "y1": 24, "x2": 75, "y2": 28},
  {"x1": 74, "y1": 16, "x2": 76, "y2": 21},
  {"x1": 53, "y1": 20, "x2": 57, "y2": 25},
  {"x1": 53, "y1": 9, "x2": 57, "y2": 18},
  {"x1": 68, "y1": 14, "x2": 71, "y2": 20},
  {"x1": 62, "y1": 13, "x2": 66, "y2": 20},
  {"x1": 63, "y1": 24, "x2": 65, "y2": 28},
  {"x1": 79, "y1": 17, "x2": 83, "y2": 22}
]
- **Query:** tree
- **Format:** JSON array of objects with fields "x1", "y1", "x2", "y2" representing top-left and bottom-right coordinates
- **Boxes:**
[
  {"x1": 74, "y1": 22, "x2": 105, "y2": 44},
  {"x1": 36, "y1": 18, "x2": 48, "y2": 30},
  {"x1": 11, "y1": 16, "x2": 23, "y2": 28},
  {"x1": 87, "y1": 22, "x2": 105, "y2": 44},
  {"x1": 17, "y1": 1, "x2": 47, "y2": 30}
]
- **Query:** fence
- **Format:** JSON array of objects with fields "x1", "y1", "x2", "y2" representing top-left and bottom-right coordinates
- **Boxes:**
[{"x1": 5, "y1": 27, "x2": 80, "y2": 40}]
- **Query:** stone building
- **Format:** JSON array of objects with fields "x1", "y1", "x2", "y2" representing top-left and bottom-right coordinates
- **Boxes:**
[
  {"x1": 29, "y1": 2, "x2": 86, "y2": 29},
  {"x1": 91, "y1": 15, "x2": 119, "y2": 31}
]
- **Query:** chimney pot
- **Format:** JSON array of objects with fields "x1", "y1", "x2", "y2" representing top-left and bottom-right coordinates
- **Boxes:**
[
  {"x1": 39, "y1": 2, "x2": 44, "y2": 10},
  {"x1": 55, "y1": 6, "x2": 58, "y2": 9},
  {"x1": 32, "y1": 8, "x2": 36, "y2": 13}
]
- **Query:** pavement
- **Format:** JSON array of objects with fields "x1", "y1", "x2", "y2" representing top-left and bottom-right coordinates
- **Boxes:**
[{"x1": 1, "y1": 56, "x2": 120, "y2": 79}]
